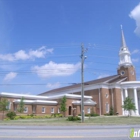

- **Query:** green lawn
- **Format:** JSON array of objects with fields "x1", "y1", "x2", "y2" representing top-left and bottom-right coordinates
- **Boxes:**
[{"x1": 0, "y1": 116, "x2": 140, "y2": 125}]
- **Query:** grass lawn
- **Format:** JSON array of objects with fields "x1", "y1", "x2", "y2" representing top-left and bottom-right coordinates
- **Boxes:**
[{"x1": 0, "y1": 116, "x2": 140, "y2": 125}]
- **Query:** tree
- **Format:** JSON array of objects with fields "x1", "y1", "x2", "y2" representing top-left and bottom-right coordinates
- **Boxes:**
[
  {"x1": 60, "y1": 96, "x2": 67, "y2": 117},
  {"x1": 122, "y1": 96, "x2": 136, "y2": 117},
  {"x1": 0, "y1": 98, "x2": 9, "y2": 120},
  {"x1": 17, "y1": 97, "x2": 25, "y2": 113},
  {"x1": 109, "y1": 106, "x2": 114, "y2": 115}
]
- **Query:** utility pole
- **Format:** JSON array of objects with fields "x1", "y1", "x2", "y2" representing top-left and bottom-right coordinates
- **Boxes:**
[{"x1": 81, "y1": 43, "x2": 87, "y2": 123}]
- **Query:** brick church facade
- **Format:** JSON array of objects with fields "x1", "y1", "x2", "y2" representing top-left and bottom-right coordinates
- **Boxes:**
[{"x1": 0, "y1": 28, "x2": 140, "y2": 118}]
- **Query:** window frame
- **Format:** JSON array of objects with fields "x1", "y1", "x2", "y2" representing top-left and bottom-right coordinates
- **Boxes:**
[
  {"x1": 51, "y1": 107, "x2": 54, "y2": 113},
  {"x1": 42, "y1": 107, "x2": 45, "y2": 113},
  {"x1": 106, "y1": 103, "x2": 109, "y2": 113},
  {"x1": 6, "y1": 101, "x2": 11, "y2": 110},
  {"x1": 24, "y1": 107, "x2": 28, "y2": 113},
  {"x1": 58, "y1": 108, "x2": 60, "y2": 113},
  {"x1": 87, "y1": 108, "x2": 90, "y2": 114}
]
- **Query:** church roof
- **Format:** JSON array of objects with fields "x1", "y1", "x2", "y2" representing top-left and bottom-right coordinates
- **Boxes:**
[{"x1": 39, "y1": 75, "x2": 124, "y2": 95}]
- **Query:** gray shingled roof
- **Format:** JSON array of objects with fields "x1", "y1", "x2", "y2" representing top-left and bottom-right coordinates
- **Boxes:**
[{"x1": 39, "y1": 75, "x2": 125, "y2": 95}]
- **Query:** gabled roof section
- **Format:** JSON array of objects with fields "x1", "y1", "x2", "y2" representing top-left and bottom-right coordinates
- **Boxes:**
[
  {"x1": 39, "y1": 75, "x2": 118, "y2": 95},
  {"x1": 108, "y1": 76, "x2": 127, "y2": 83}
]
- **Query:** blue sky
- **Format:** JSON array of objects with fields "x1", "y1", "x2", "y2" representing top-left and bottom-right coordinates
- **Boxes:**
[{"x1": 0, "y1": 0, "x2": 140, "y2": 95}]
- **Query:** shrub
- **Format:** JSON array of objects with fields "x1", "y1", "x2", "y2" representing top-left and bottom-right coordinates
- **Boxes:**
[
  {"x1": 104, "y1": 113, "x2": 110, "y2": 116},
  {"x1": 85, "y1": 114, "x2": 90, "y2": 117},
  {"x1": 6, "y1": 111, "x2": 16, "y2": 120},
  {"x1": 45, "y1": 115, "x2": 51, "y2": 118},
  {"x1": 67, "y1": 116, "x2": 81, "y2": 121},
  {"x1": 14, "y1": 116, "x2": 20, "y2": 120},
  {"x1": 109, "y1": 107, "x2": 114, "y2": 115},
  {"x1": 4, "y1": 118, "x2": 10, "y2": 121},
  {"x1": 58, "y1": 114, "x2": 63, "y2": 117},
  {"x1": 93, "y1": 113, "x2": 99, "y2": 116}
]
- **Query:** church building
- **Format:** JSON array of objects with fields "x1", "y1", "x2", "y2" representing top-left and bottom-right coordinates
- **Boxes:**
[{"x1": 0, "y1": 28, "x2": 140, "y2": 118}]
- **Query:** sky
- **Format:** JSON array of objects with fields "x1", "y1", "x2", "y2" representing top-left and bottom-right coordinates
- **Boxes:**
[{"x1": 0, "y1": 0, "x2": 140, "y2": 95}]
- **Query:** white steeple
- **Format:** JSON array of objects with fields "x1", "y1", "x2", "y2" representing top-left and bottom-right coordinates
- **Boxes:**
[{"x1": 118, "y1": 26, "x2": 133, "y2": 68}]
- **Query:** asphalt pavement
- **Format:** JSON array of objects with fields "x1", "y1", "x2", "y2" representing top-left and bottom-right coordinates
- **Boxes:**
[{"x1": 0, "y1": 125, "x2": 140, "y2": 140}]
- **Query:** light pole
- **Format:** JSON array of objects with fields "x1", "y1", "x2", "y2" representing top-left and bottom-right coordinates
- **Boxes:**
[{"x1": 81, "y1": 43, "x2": 87, "y2": 123}]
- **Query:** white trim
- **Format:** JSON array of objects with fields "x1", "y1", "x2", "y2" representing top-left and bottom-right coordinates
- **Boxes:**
[
  {"x1": 13, "y1": 99, "x2": 58, "y2": 105},
  {"x1": 72, "y1": 99, "x2": 96, "y2": 106},
  {"x1": 104, "y1": 75, "x2": 120, "y2": 83},
  {"x1": 0, "y1": 92, "x2": 92, "y2": 100},
  {"x1": 98, "y1": 88, "x2": 101, "y2": 116},
  {"x1": 0, "y1": 92, "x2": 49, "y2": 100},
  {"x1": 47, "y1": 94, "x2": 92, "y2": 100},
  {"x1": 116, "y1": 77, "x2": 127, "y2": 83},
  {"x1": 121, "y1": 81, "x2": 140, "y2": 89}
]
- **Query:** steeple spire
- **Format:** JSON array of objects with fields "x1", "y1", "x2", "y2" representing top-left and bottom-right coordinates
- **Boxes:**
[
  {"x1": 118, "y1": 26, "x2": 133, "y2": 68},
  {"x1": 121, "y1": 25, "x2": 127, "y2": 48}
]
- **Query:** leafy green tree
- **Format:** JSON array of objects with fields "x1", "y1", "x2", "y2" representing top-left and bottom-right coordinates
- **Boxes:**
[
  {"x1": 122, "y1": 96, "x2": 136, "y2": 117},
  {"x1": 17, "y1": 97, "x2": 25, "y2": 113},
  {"x1": 0, "y1": 98, "x2": 9, "y2": 120},
  {"x1": 60, "y1": 96, "x2": 67, "y2": 117},
  {"x1": 109, "y1": 106, "x2": 114, "y2": 115},
  {"x1": 6, "y1": 111, "x2": 16, "y2": 120}
]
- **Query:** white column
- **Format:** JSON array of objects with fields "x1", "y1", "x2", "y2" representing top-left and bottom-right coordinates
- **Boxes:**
[
  {"x1": 124, "y1": 88, "x2": 128, "y2": 115},
  {"x1": 111, "y1": 88, "x2": 114, "y2": 108},
  {"x1": 134, "y1": 88, "x2": 139, "y2": 115},
  {"x1": 121, "y1": 89, "x2": 124, "y2": 115},
  {"x1": 98, "y1": 88, "x2": 101, "y2": 116},
  {"x1": 125, "y1": 88, "x2": 128, "y2": 98}
]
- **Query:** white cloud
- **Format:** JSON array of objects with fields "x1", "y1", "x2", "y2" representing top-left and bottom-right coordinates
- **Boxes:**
[
  {"x1": 132, "y1": 58, "x2": 139, "y2": 62},
  {"x1": 14, "y1": 50, "x2": 30, "y2": 60},
  {"x1": 4, "y1": 72, "x2": 17, "y2": 81},
  {"x1": 97, "y1": 74, "x2": 109, "y2": 79},
  {"x1": 0, "y1": 46, "x2": 53, "y2": 61},
  {"x1": 132, "y1": 49, "x2": 139, "y2": 54},
  {"x1": 129, "y1": 3, "x2": 140, "y2": 36},
  {"x1": 46, "y1": 82, "x2": 61, "y2": 89},
  {"x1": 32, "y1": 61, "x2": 81, "y2": 78}
]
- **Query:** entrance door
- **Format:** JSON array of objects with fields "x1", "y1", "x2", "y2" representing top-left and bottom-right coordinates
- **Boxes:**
[{"x1": 69, "y1": 106, "x2": 71, "y2": 115}]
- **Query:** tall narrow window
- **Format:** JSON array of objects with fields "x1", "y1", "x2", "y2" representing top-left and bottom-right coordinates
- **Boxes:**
[
  {"x1": 6, "y1": 101, "x2": 11, "y2": 110},
  {"x1": 24, "y1": 107, "x2": 28, "y2": 113},
  {"x1": 106, "y1": 103, "x2": 109, "y2": 113},
  {"x1": 14, "y1": 104, "x2": 17, "y2": 112},
  {"x1": 87, "y1": 108, "x2": 90, "y2": 114},
  {"x1": 42, "y1": 107, "x2": 45, "y2": 113},
  {"x1": 32, "y1": 106, "x2": 36, "y2": 113},
  {"x1": 58, "y1": 108, "x2": 60, "y2": 113},
  {"x1": 51, "y1": 108, "x2": 54, "y2": 113}
]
